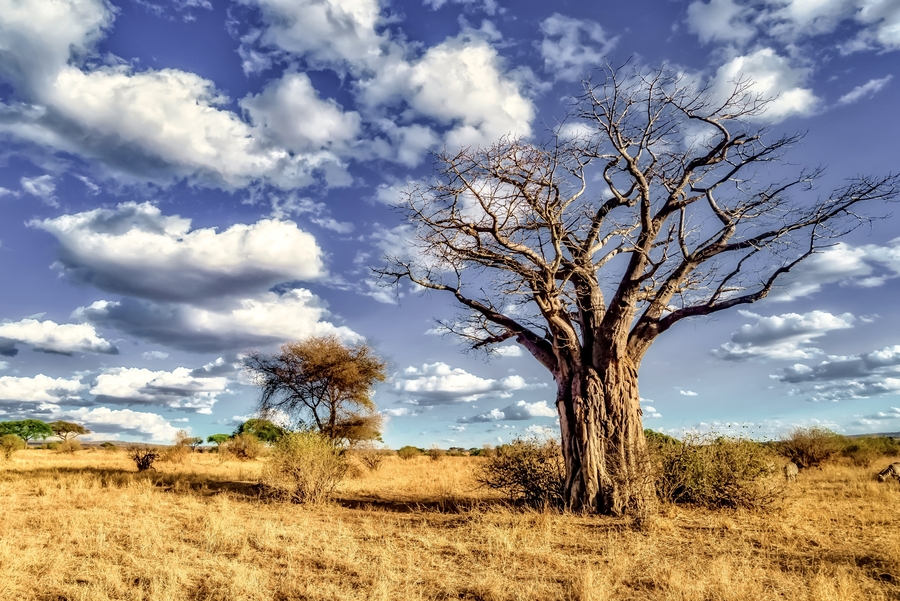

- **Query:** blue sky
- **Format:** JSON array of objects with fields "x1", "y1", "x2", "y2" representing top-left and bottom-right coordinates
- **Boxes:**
[{"x1": 0, "y1": 0, "x2": 899, "y2": 445}]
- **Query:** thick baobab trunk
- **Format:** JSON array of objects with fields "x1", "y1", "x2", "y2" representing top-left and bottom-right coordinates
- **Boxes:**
[{"x1": 556, "y1": 356, "x2": 654, "y2": 516}]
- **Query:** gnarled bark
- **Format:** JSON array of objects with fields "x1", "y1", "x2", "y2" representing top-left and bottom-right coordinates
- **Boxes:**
[{"x1": 557, "y1": 356, "x2": 653, "y2": 515}]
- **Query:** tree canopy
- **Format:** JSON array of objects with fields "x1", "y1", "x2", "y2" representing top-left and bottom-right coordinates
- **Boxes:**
[
  {"x1": 245, "y1": 335, "x2": 387, "y2": 445},
  {"x1": 49, "y1": 421, "x2": 90, "y2": 441},
  {"x1": 234, "y1": 419, "x2": 287, "y2": 444},
  {"x1": 0, "y1": 420, "x2": 53, "y2": 445}
]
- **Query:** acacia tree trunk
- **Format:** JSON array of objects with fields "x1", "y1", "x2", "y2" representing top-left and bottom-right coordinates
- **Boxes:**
[{"x1": 556, "y1": 356, "x2": 654, "y2": 516}]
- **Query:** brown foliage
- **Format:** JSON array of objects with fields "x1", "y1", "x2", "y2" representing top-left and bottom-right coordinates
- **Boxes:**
[
  {"x1": 127, "y1": 446, "x2": 160, "y2": 471},
  {"x1": 221, "y1": 433, "x2": 264, "y2": 461},
  {"x1": 778, "y1": 427, "x2": 845, "y2": 468},
  {"x1": 246, "y1": 335, "x2": 387, "y2": 445}
]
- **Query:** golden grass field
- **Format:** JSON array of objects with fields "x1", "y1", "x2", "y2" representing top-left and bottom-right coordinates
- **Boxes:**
[{"x1": 1, "y1": 449, "x2": 899, "y2": 601}]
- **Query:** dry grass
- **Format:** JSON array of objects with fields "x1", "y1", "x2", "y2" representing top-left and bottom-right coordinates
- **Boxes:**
[{"x1": 1, "y1": 449, "x2": 899, "y2": 601}]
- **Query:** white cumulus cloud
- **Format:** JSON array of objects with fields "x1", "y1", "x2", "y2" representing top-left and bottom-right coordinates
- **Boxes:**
[
  {"x1": 0, "y1": 374, "x2": 86, "y2": 403},
  {"x1": 74, "y1": 289, "x2": 359, "y2": 352},
  {"x1": 394, "y1": 362, "x2": 531, "y2": 405},
  {"x1": 539, "y1": 13, "x2": 619, "y2": 81},
  {"x1": 713, "y1": 48, "x2": 820, "y2": 122},
  {"x1": 713, "y1": 310, "x2": 856, "y2": 361},
  {"x1": 35, "y1": 202, "x2": 325, "y2": 303},
  {"x1": 66, "y1": 406, "x2": 181, "y2": 442},
  {"x1": 458, "y1": 399, "x2": 556, "y2": 422},
  {"x1": 90, "y1": 366, "x2": 230, "y2": 414},
  {"x1": 0, "y1": 318, "x2": 117, "y2": 355}
]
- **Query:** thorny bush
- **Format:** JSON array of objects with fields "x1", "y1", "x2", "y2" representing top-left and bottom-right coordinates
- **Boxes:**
[
  {"x1": 650, "y1": 433, "x2": 783, "y2": 509},
  {"x1": 477, "y1": 437, "x2": 566, "y2": 509},
  {"x1": 260, "y1": 431, "x2": 347, "y2": 504}
]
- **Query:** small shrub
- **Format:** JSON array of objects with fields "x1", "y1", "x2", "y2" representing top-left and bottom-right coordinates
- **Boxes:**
[
  {"x1": 56, "y1": 439, "x2": 81, "y2": 454},
  {"x1": 651, "y1": 434, "x2": 782, "y2": 509},
  {"x1": 355, "y1": 443, "x2": 384, "y2": 471},
  {"x1": 260, "y1": 431, "x2": 347, "y2": 504},
  {"x1": 100, "y1": 442, "x2": 117, "y2": 452},
  {"x1": 43, "y1": 442, "x2": 60, "y2": 451},
  {"x1": 477, "y1": 437, "x2": 566, "y2": 509},
  {"x1": 221, "y1": 433, "x2": 263, "y2": 461},
  {"x1": 427, "y1": 446, "x2": 445, "y2": 461},
  {"x1": 397, "y1": 445, "x2": 421, "y2": 460},
  {"x1": 778, "y1": 427, "x2": 845, "y2": 468},
  {"x1": 127, "y1": 446, "x2": 160, "y2": 471},
  {"x1": 160, "y1": 444, "x2": 191, "y2": 464},
  {"x1": 1, "y1": 434, "x2": 25, "y2": 460}
]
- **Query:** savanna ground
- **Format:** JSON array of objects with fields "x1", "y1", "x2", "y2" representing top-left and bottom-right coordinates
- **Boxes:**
[{"x1": 1, "y1": 448, "x2": 899, "y2": 601}]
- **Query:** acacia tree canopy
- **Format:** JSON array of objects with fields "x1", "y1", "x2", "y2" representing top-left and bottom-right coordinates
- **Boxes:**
[
  {"x1": 245, "y1": 335, "x2": 387, "y2": 445},
  {"x1": 206, "y1": 433, "x2": 230, "y2": 446},
  {"x1": 234, "y1": 418, "x2": 287, "y2": 444},
  {"x1": 0, "y1": 420, "x2": 53, "y2": 445},
  {"x1": 375, "y1": 64, "x2": 899, "y2": 516},
  {"x1": 49, "y1": 421, "x2": 90, "y2": 441}
]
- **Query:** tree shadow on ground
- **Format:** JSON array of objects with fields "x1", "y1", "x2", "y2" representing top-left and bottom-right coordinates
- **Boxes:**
[{"x1": 332, "y1": 495, "x2": 509, "y2": 514}]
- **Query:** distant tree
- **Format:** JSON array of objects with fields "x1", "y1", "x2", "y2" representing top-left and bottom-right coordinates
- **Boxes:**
[
  {"x1": 49, "y1": 421, "x2": 91, "y2": 442},
  {"x1": 0, "y1": 420, "x2": 53, "y2": 447},
  {"x1": 245, "y1": 335, "x2": 387, "y2": 445},
  {"x1": 186, "y1": 437, "x2": 204, "y2": 452},
  {"x1": 206, "y1": 433, "x2": 230, "y2": 448},
  {"x1": 376, "y1": 64, "x2": 900, "y2": 515},
  {"x1": 234, "y1": 418, "x2": 287, "y2": 444}
]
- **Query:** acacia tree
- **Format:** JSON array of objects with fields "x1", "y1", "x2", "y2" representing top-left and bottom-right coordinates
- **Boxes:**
[
  {"x1": 245, "y1": 335, "x2": 387, "y2": 445},
  {"x1": 49, "y1": 421, "x2": 90, "y2": 442},
  {"x1": 376, "y1": 65, "x2": 899, "y2": 516},
  {"x1": 0, "y1": 420, "x2": 53, "y2": 447}
]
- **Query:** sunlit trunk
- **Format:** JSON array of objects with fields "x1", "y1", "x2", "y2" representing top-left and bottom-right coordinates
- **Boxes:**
[{"x1": 556, "y1": 356, "x2": 654, "y2": 516}]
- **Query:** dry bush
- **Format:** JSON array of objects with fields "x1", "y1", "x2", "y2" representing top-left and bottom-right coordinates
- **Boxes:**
[
  {"x1": 651, "y1": 434, "x2": 782, "y2": 509},
  {"x1": 778, "y1": 427, "x2": 845, "y2": 468},
  {"x1": 1, "y1": 434, "x2": 24, "y2": 459},
  {"x1": 160, "y1": 444, "x2": 191, "y2": 464},
  {"x1": 477, "y1": 437, "x2": 566, "y2": 509},
  {"x1": 126, "y1": 446, "x2": 160, "y2": 471},
  {"x1": 842, "y1": 436, "x2": 900, "y2": 467},
  {"x1": 354, "y1": 443, "x2": 385, "y2": 471},
  {"x1": 221, "y1": 433, "x2": 264, "y2": 461},
  {"x1": 260, "y1": 431, "x2": 347, "y2": 504},
  {"x1": 397, "y1": 445, "x2": 421, "y2": 460},
  {"x1": 427, "y1": 446, "x2": 445, "y2": 462},
  {"x1": 56, "y1": 439, "x2": 81, "y2": 454}
]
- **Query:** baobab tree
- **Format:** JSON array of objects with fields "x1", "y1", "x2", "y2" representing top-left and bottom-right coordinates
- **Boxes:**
[{"x1": 376, "y1": 64, "x2": 899, "y2": 516}]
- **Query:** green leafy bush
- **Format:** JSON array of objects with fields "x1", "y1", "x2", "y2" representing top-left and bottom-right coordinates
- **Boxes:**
[
  {"x1": 1, "y1": 434, "x2": 25, "y2": 459},
  {"x1": 651, "y1": 434, "x2": 782, "y2": 509},
  {"x1": 477, "y1": 437, "x2": 566, "y2": 509},
  {"x1": 397, "y1": 445, "x2": 421, "y2": 460},
  {"x1": 260, "y1": 431, "x2": 347, "y2": 504},
  {"x1": 777, "y1": 427, "x2": 845, "y2": 468}
]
